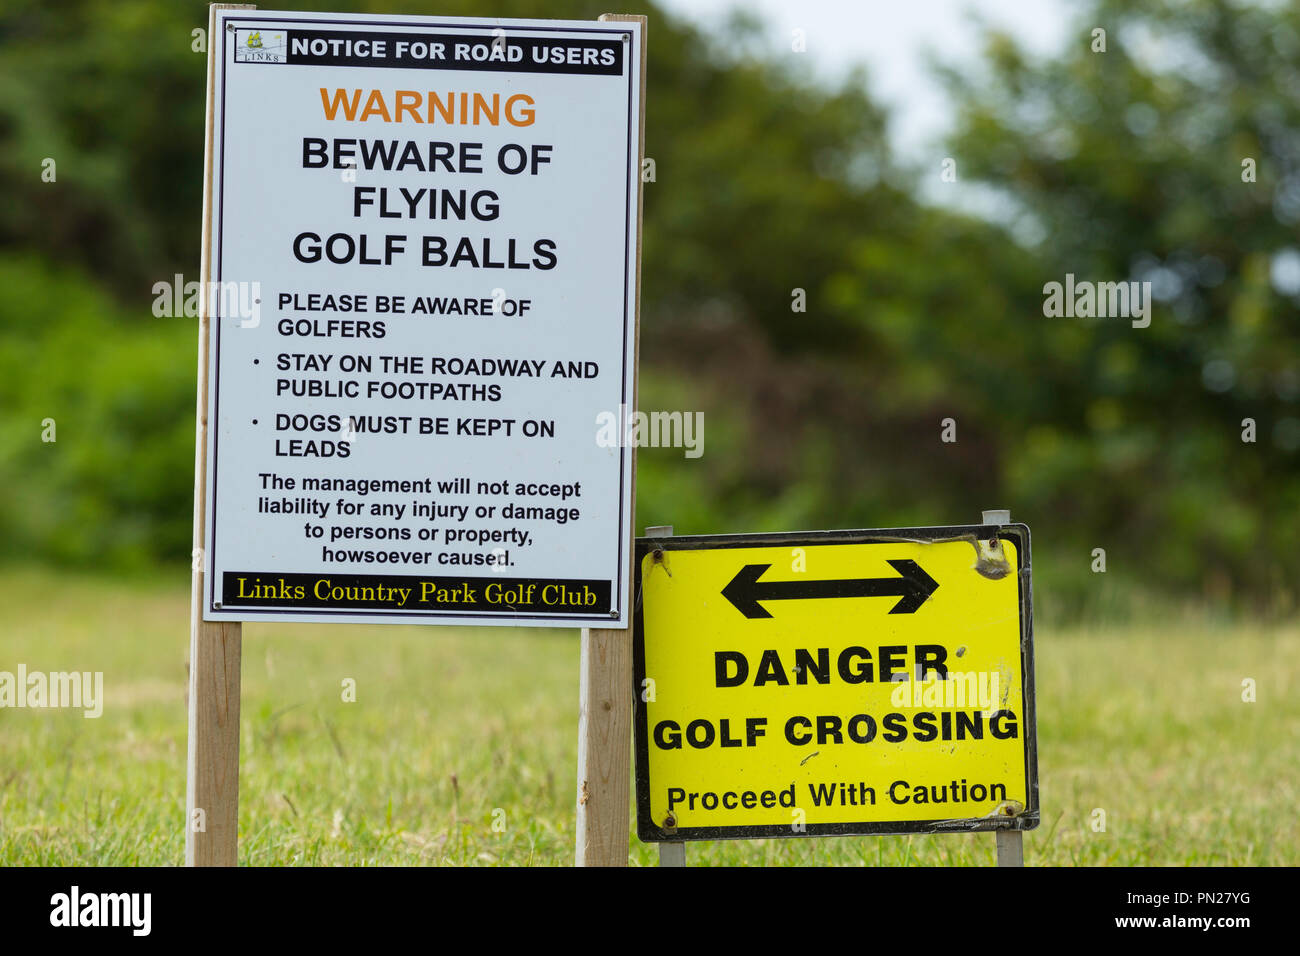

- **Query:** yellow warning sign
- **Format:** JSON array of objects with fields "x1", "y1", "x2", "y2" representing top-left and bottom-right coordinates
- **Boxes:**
[{"x1": 633, "y1": 527, "x2": 1039, "y2": 841}]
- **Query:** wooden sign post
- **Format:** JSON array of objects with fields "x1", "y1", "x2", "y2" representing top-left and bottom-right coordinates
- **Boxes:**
[
  {"x1": 186, "y1": 2, "x2": 254, "y2": 868},
  {"x1": 574, "y1": 12, "x2": 647, "y2": 869}
]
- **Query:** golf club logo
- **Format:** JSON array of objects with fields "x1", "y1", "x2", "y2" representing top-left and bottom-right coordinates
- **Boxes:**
[{"x1": 233, "y1": 29, "x2": 286, "y2": 63}]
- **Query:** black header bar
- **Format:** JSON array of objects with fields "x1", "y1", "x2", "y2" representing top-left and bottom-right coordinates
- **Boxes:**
[{"x1": 279, "y1": 29, "x2": 624, "y2": 75}]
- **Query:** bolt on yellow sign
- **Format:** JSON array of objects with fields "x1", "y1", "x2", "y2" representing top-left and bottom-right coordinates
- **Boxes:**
[{"x1": 633, "y1": 527, "x2": 1039, "y2": 841}]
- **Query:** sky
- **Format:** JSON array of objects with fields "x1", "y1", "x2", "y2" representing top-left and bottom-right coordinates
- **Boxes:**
[{"x1": 656, "y1": 0, "x2": 1075, "y2": 161}]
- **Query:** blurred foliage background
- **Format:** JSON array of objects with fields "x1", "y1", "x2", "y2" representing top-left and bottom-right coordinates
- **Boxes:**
[{"x1": 1, "y1": 0, "x2": 1297, "y2": 622}]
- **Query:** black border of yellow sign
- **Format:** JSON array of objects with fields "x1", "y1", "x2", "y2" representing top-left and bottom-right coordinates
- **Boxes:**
[{"x1": 632, "y1": 524, "x2": 1040, "y2": 842}]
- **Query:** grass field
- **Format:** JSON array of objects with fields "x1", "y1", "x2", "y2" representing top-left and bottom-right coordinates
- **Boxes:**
[{"x1": 0, "y1": 567, "x2": 1296, "y2": 866}]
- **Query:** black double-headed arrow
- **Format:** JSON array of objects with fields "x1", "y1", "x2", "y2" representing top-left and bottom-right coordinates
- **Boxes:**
[{"x1": 721, "y1": 559, "x2": 939, "y2": 619}]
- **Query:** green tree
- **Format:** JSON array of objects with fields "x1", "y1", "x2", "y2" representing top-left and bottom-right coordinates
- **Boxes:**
[{"x1": 937, "y1": 0, "x2": 1300, "y2": 608}]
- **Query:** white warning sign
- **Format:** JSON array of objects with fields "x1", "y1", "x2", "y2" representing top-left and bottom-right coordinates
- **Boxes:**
[{"x1": 201, "y1": 11, "x2": 643, "y2": 627}]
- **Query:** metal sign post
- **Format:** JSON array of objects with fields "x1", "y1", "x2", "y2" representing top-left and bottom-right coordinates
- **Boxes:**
[
  {"x1": 985, "y1": 508, "x2": 1027, "y2": 867},
  {"x1": 644, "y1": 525, "x2": 685, "y2": 867}
]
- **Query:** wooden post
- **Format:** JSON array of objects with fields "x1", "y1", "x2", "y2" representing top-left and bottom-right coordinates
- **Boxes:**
[
  {"x1": 185, "y1": 2, "x2": 255, "y2": 867},
  {"x1": 982, "y1": 508, "x2": 1024, "y2": 868},
  {"x1": 642, "y1": 525, "x2": 686, "y2": 868},
  {"x1": 575, "y1": 13, "x2": 647, "y2": 867},
  {"x1": 575, "y1": 623, "x2": 634, "y2": 867}
]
